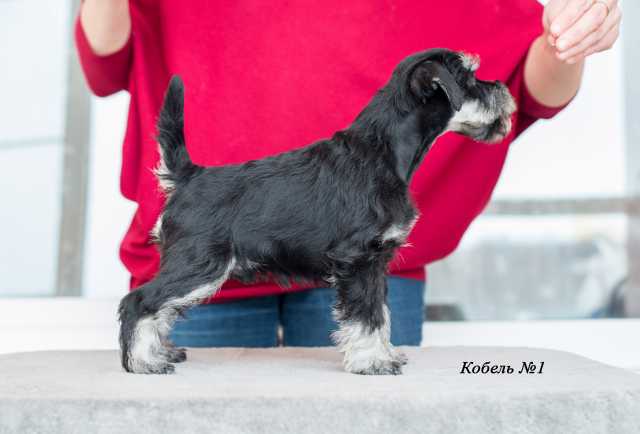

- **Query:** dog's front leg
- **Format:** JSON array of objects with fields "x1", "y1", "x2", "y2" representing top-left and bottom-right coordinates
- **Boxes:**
[{"x1": 332, "y1": 260, "x2": 406, "y2": 375}]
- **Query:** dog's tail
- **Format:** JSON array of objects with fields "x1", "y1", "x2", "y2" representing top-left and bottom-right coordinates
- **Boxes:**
[{"x1": 155, "y1": 75, "x2": 199, "y2": 194}]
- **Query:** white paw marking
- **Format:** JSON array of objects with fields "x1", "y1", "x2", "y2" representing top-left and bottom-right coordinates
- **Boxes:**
[
  {"x1": 333, "y1": 306, "x2": 399, "y2": 374},
  {"x1": 127, "y1": 258, "x2": 236, "y2": 372}
]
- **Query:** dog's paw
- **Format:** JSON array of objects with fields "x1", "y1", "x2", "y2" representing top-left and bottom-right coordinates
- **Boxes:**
[
  {"x1": 347, "y1": 358, "x2": 403, "y2": 376},
  {"x1": 166, "y1": 347, "x2": 187, "y2": 363},
  {"x1": 391, "y1": 349, "x2": 408, "y2": 366},
  {"x1": 125, "y1": 360, "x2": 176, "y2": 375},
  {"x1": 145, "y1": 362, "x2": 175, "y2": 375}
]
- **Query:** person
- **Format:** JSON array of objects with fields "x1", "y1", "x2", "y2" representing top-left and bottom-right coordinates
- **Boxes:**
[{"x1": 76, "y1": 0, "x2": 621, "y2": 348}]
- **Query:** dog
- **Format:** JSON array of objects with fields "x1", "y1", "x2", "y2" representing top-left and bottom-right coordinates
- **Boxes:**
[{"x1": 118, "y1": 48, "x2": 516, "y2": 375}]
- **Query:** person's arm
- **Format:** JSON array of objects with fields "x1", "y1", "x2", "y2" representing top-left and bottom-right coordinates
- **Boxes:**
[
  {"x1": 524, "y1": 0, "x2": 621, "y2": 108},
  {"x1": 80, "y1": 0, "x2": 131, "y2": 56},
  {"x1": 75, "y1": 0, "x2": 133, "y2": 96}
]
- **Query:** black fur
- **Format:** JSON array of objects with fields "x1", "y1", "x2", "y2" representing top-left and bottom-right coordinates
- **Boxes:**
[
  {"x1": 155, "y1": 76, "x2": 200, "y2": 193},
  {"x1": 118, "y1": 48, "x2": 515, "y2": 375}
]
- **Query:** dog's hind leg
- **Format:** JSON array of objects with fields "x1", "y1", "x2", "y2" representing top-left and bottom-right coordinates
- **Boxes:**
[
  {"x1": 118, "y1": 254, "x2": 235, "y2": 374},
  {"x1": 332, "y1": 258, "x2": 405, "y2": 375}
]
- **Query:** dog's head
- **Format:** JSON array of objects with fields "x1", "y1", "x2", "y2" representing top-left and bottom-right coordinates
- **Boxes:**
[
  {"x1": 350, "y1": 48, "x2": 518, "y2": 180},
  {"x1": 394, "y1": 48, "x2": 516, "y2": 144}
]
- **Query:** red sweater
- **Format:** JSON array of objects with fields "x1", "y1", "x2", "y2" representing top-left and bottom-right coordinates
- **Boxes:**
[{"x1": 76, "y1": 0, "x2": 565, "y2": 301}]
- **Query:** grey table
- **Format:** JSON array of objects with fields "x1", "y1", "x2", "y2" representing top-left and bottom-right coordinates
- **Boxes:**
[{"x1": 1, "y1": 347, "x2": 639, "y2": 434}]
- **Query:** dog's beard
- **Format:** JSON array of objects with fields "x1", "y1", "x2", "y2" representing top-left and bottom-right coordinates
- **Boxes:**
[{"x1": 447, "y1": 86, "x2": 515, "y2": 143}]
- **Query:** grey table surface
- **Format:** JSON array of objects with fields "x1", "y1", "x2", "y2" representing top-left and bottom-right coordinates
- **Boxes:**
[{"x1": 1, "y1": 346, "x2": 639, "y2": 434}]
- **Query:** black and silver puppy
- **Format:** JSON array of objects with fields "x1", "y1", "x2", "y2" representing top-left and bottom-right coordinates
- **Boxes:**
[{"x1": 118, "y1": 48, "x2": 515, "y2": 375}]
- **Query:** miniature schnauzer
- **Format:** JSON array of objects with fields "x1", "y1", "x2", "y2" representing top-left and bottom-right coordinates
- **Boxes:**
[{"x1": 118, "y1": 48, "x2": 516, "y2": 375}]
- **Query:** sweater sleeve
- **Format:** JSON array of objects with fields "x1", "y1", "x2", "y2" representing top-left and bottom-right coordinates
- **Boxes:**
[
  {"x1": 509, "y1": 50, "x2": 573, "y2": 136},
  {"x1": 74, "y1": 12, "x2": 133, "y2": 97}
]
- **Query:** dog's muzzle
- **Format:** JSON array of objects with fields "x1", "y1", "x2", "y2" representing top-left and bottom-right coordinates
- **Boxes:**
[
  {"x1": 447, "y1": 81, "x2": 516, "y2": 144},
  {"x1": 481, "y1": 82, "x2": 516, "y2": 143}
]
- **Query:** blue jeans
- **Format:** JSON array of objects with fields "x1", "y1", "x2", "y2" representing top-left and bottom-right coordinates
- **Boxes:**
[{"x1": 170, "y1": 276, "x2": 425, "y2": 347}]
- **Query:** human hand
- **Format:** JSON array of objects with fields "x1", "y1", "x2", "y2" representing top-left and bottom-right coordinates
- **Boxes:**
[{"x1": 543, "y1": 0, "x2": 622, "y2": 64}]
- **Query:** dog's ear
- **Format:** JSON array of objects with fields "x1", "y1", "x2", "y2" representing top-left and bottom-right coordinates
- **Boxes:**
[{"x1": 410, "y1": 61, "x2": 464, "y2": 112}]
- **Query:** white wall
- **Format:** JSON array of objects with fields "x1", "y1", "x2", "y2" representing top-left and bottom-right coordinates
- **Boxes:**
[{"x1": 0, "y1": 0, "x2": 70, "y2": 296}]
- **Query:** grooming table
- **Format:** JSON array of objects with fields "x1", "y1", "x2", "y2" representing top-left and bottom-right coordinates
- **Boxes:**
[{"x1": 1, "y1": 347, "x2": 639, "y2": 434}]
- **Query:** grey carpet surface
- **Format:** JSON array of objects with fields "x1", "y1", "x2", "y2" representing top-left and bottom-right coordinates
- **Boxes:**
[{"x1": 1, "y1": 347, "x2": 639, "y2": 434}]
